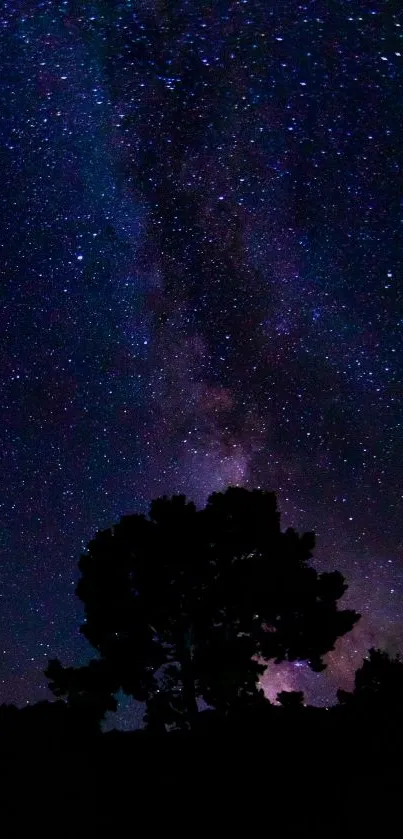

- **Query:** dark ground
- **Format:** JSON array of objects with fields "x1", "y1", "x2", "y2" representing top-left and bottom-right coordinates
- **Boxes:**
[{"x1": 0, "y1": 707, "x2": 401, "y2": 835}]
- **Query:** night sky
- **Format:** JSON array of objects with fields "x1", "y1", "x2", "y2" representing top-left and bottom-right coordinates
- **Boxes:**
[{"x1": 0, "y1": 1, "x2": 402, "y2": 721}]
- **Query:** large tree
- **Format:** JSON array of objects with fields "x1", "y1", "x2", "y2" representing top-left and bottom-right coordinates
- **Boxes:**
[{"x1": 46, "y1": 488, "x2": 359, "y2": 729}]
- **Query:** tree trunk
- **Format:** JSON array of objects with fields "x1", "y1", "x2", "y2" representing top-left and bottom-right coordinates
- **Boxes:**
[{"x1": 178, "y1": 628, "x2": 198, "y2": 728}]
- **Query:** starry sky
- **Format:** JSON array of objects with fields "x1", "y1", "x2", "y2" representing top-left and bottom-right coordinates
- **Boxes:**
[{"x1": 0, "y1": 0, "x2": 402, "y2": 718}]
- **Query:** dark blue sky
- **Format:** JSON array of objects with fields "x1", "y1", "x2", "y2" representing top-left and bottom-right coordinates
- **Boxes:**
[{"x1": 0, "y1": 0, "x2": 402, "y2": 714}]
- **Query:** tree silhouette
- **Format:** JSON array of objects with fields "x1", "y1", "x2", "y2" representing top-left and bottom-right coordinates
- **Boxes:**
[
  {"x1": 337, "y1": 647, "x2": 403, "y2": 712},
  {"x1": 46, "y1": 487, "x2": 359, "y2": 730}
]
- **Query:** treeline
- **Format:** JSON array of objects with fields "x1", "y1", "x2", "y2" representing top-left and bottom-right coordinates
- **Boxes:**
[{"x1": 1, "y1": 489, "x2": 402, "y2": 756}]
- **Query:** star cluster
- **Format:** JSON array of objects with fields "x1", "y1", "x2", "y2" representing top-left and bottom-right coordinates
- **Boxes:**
[{"x1": 0, "y1": 0, "x2": 402, "y2": 711}]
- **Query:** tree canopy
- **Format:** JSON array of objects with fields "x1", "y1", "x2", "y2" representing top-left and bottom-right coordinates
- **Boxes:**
[{"x1": 46, "y1": 487, "x2": 359, "y2": 729}]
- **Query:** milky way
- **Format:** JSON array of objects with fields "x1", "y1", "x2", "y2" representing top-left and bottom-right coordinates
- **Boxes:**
[{"x1": 0, "y1": 1, "x2": 402, "y2": 714}]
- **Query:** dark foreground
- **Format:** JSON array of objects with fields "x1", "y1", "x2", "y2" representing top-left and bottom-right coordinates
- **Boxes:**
[{"x1": 0, "y1": 706, "x2": 401, "y2": 835}]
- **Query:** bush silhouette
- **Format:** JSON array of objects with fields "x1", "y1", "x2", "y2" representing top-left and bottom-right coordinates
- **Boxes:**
[
  {"x1": 338, "y1": 647, "x2": 403, "y2": 712},
  {"x1": 277, "y1": 690, "x2": 305, "y2": 709}
]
